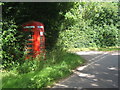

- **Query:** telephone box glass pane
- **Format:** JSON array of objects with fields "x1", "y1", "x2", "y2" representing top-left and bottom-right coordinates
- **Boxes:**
[
  {"x1": 27, "y1": 41, "x2": 33, "y2": 43},
  {"x1": 28, "y1": 52, "x2": 33, "y2": 55},
  {"x1": 28, "y1": 49, "x2": 33, "y2": 52},
  {"x1": 27, "y1": 45, "x2": 33, "y2": 47},
  {"x1": 38, "y1": 26, "x2": 43, "y2": 28},
  {"x1": 40, "y1": 42, "x2": 44, "y2": 45},
  {"x1": 40, "y1": 32, "x2": 43, "y2": 35}
]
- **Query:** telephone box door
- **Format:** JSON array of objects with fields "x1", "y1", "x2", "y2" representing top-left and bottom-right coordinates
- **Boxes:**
[{"x1": 22, "y1": 21, "x2": 45, "y2": 59}]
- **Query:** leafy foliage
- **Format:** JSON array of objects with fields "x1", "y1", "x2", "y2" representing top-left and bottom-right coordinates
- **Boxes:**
[
  {"x1": 2, "y1": 21, "x2": 23, "y2": 66},
  {"x1": 2, "y1": 2, "x2": 74, "y2": 64},
  {"x1": 2, "y1": 2, "x2": 74, "y2": 49},
  {"x1": 93, "y1": 24, "x2": 119, "y2": 47},
  {"x1": 57, "y1": 2, "x2": 119, "y2": 49}
]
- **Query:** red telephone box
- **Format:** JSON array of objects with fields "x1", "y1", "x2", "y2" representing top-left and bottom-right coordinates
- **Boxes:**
[{"x1": 22, "y1": 21, "x2": 45, "y2": 59}]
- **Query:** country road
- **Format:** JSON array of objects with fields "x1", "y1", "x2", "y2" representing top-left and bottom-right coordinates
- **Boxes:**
[{"x1": 52, "y1": 51, "x2": 119, "y2": 89}]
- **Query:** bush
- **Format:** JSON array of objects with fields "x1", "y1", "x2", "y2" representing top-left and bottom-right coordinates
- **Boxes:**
[
  {"x1": 93, "y1": 24, "x2": 119, "y2": 47},
  {"x1": 2, "y1": 21, "x2": 24, "y2": 67},
  {"x1": 57, "y1": 2, "x2": 119, "y2": 49},
  {"x1": 2, "y1": 20, "x2": 34, "y2": 68},
  {"x1": 2, "y1": 49, "x2": 85, "y2": 88}
]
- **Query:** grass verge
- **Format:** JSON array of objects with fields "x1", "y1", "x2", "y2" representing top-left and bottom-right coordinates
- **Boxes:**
[
  {"x1": 68, "y1": 47, "x2": 120, "y2": 52},
  {"x1": 97, "y1": 47, "x2": 120, "y2": 51},
  {"x1": 2, "y1": 51, "x2": 85, "y2": 88}
]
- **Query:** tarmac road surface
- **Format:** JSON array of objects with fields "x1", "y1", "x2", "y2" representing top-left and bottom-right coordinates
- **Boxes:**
[{"x1": 52, "y1": 51, "x2": 119, "y2": 89}]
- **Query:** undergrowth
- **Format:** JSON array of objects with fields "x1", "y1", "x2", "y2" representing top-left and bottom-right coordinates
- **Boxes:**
[{"x1": 2, "y1": 49, "x2": 85, "y2": 88}]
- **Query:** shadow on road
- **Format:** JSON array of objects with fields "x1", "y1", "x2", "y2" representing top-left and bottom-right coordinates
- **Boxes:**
[{"x1": 53, "y1": 51, "x2": 119, "y2": 89}]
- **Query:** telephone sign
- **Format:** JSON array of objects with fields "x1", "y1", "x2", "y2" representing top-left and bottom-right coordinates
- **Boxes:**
[{"x1": 24, "y1": 26, "x2": 35, "y2": 28}]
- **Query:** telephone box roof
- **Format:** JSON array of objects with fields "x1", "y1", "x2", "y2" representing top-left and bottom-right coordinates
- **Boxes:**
[{"x1": 22, "y1": 21, "x2": 44, "y2": 26}]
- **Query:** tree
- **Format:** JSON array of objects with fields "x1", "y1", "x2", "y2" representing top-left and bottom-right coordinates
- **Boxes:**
[
  {"x1": 57, "y1": 2, "x2": 119, "y2": 48},
  {"x1": 2, "y1": 2, "x2": 74, "y2": 64}
]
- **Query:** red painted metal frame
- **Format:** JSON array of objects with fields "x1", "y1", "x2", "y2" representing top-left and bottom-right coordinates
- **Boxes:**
[{"x1": 22, "y1": 21, "x2": 45, "y2": 59}]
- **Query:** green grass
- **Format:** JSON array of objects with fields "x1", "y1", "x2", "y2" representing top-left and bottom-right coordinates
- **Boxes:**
[
  {"x1": 98, "y1": 47, "x2": 120, "y2": 51},
  {"x1": 2, "y1": 51, "x2": 85, "y2": 88},
  {"x1": 68, "y1": 47, "x2": 120, "y2": 52}
]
